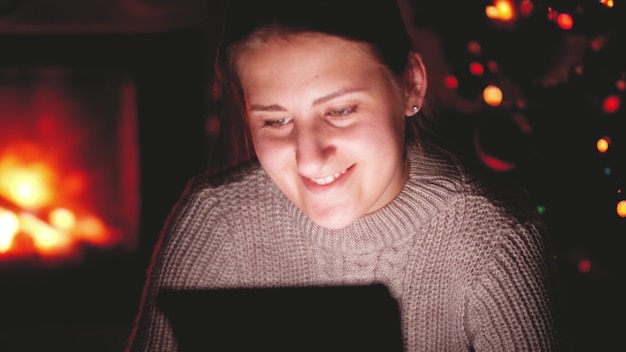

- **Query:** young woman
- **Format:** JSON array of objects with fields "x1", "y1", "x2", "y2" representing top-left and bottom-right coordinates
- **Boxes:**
[{"x1": 126, "y1": 0, "x2": 567, "y2": 350}]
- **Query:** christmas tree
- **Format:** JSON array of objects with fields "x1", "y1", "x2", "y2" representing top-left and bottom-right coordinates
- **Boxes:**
[{"x1": 406, "y1": 0, "x2": 624, "y2": 350}]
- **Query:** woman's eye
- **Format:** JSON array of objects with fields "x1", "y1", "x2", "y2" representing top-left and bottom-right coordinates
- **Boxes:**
[
  {"x1": 327, "y1": 106, "x2": 356, "y2": 117},
  {"x1": 262, "y1": 118, "x2": 290, "y2": 128}
]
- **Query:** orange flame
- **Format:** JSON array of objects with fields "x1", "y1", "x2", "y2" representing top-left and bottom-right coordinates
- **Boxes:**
[{"x1": 0, "y1": 147, "x2": 117, "y2": 260}]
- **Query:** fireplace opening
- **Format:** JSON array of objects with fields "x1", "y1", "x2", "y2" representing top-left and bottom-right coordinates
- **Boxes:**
[
  {"x1": 0, "y1": 29, "x2": 211, "y2": 341},
  {"x1": 0, "y1": 66, "x2": 140, "y2": 267}
]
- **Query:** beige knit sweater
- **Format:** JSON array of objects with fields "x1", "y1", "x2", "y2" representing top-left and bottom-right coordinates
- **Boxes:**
[{"x1": 126, "y1": 142, "x2": 565, "y2": 351}]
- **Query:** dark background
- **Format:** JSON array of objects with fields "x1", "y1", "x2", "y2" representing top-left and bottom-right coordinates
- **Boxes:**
[{"x1": 0, "y1": 0, "x2": 624, "y2": 351}]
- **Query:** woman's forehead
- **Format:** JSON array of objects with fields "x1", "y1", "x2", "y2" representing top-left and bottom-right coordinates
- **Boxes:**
[{"x1": 234, "y1": 32, "x2": 376, "y2": 71}]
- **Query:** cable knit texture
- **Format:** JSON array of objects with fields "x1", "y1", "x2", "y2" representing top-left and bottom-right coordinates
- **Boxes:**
[{"x1": 126, "y1": 142, "x2": 563, "y2": 351}]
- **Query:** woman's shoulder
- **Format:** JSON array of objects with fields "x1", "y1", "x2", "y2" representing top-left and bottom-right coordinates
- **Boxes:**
[
  {"x1": 416, "y1": 143, "x2": 553, "y2": 259},
  {"x1": 188, "y1": 159, "x2": 267, "y2": 192},
  {"x1": 170, "y1": 159, "x2": 273, "y2": 214},
  {"x1": 412, "y1": 140, "x2": 543, "y2": 224}
]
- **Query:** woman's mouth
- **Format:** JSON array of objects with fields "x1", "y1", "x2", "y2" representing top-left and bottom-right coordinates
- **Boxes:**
[
  {"x1": 303, "y1": 165, "x2": 354, "y2": 190},
  {"x1": 308, "y1": 169, "x2": 348, "y2": 185}
]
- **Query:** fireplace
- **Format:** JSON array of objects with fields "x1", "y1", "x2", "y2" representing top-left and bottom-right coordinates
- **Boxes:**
[
  {"x1": 0, "y1": 66, "x2": 140, "y2": 266},
  {"x1": 0, "y1": 1, "x2": 228, "y2": 349},
  {"x1": 0, "y1": 28, "x2": 213, "y2": 341}
]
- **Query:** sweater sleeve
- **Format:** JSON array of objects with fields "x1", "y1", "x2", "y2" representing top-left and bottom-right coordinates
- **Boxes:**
[
  {"x1": 124, "y1": 176, "x2": 232, "y2": 352},
  {"x1": 464, "y1": 214, "x2": 564, "y2": 352}
]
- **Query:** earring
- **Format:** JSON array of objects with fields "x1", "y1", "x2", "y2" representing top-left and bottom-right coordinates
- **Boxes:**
[{"x1": 412, "y1": 106, "x2": 420, "y2": 114}]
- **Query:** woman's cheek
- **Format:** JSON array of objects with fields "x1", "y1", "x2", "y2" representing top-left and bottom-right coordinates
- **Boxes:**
[{"x1": 254, "y1": 135, "x2": 291, "y2": 166}]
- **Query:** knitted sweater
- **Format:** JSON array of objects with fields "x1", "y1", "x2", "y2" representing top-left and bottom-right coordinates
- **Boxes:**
[{"x1": 126, "y1": 143, "x2": 564, "y2": 351}]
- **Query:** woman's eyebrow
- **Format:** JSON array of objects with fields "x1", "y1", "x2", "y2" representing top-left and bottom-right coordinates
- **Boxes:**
[
  {"x1": 249, "y1": 86, "x2": 368, "y2": 112},
  {"x1": 312, "y1": 86, "x2": 367, "y2": 106},
  {"x1": 249, "y1": 104, "x2": 287, "y2": 112}
]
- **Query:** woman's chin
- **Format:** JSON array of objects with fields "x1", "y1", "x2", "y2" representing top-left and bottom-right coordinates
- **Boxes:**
[{"x1": 307, "y1": 211, "x2": 357, "y2": 230}]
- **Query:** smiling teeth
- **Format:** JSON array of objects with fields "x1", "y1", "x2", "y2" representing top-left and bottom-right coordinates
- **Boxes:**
[{"x1": 310, "y1": 170, "x2": 346, "y2": 185}]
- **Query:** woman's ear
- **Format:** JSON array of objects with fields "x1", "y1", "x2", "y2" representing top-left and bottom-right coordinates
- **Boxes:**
[{"x1": 403, "y1": 52, "x2": 428, "y2": 116}]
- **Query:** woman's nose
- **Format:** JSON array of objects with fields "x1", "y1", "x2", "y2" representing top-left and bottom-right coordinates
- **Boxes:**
[{"x1": 294, "y1": 123, "x2": 335, "y2": 175}]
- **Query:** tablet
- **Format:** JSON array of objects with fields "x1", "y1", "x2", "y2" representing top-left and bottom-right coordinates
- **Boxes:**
[{"x1": 157, "y1": 283, "x2": 404, "y2": 352}]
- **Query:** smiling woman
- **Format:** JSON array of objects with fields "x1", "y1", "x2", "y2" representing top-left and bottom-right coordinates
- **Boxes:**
[
  {"x1": 126, "y1": 0, "x2": 570, "y2": 351},
  {"x1": 239, "y1": 33, "x2": 412, "y2": 229}
]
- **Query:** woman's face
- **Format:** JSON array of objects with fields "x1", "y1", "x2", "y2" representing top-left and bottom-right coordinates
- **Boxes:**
[{"x1": 237, "y1": 33, "x2": 410, "y2": 229}]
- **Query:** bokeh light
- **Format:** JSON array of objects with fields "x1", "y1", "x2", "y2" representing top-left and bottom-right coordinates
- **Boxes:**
[
  {"x1": 578, "y1": 258, "x2": 591, "y2": 273},
  {"x1": 467, "y1": 40, "x2": 481, "y2": 55},
  {"x1": 602, "y1": 94, "x2": 621, "y2": 114},
  {"x1": 596, "y1": 137, "x2": 610, "y2": 153},
  {"x1": 469, "y1": 62, "x2": 484, "y2": 76},
  {"x1": 556, "y1": 13, "x2": 574, "y2": 30},
  {"x1": 483, "y1": 85, "x2": 503, "y2": 106},
  {"x1": 444, "y1": 75, "x2": 459, "y2": 90},
  {"x1": 519, "y1": 0, "x2": 533, "y2": 16},
  {"x1": 617, "y1": 200, "x2": 626, "y2": 218},
  {"x1": 486, "y1": 0, "x2": 516, "y2": 21},
  {"x1": 600, "y1": 0, "x2": 615, "y2": 8}
]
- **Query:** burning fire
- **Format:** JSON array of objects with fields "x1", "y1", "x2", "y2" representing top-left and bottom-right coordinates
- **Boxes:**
[{"x1": 0, "y1": 146, "x2": 120, "y2": 261}]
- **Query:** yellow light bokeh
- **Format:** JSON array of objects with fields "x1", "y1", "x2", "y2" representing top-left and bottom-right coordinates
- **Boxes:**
[
  {"x1": 596, "y1": 137, "x2": 610, "y2": 153},
  {"x1": 600, "y1": 0, "x2": 614, "y2": 8},
  {"x1": 495, "y1": 0, "x2": 515, "y2": 21},
  {"x1": 486, "y1": 0, "x2": 516, "y2": 21},
  {"x1": 483, "y1": 85, "x2": 503, "y2": 106},
  {"x1": 617, "y1": 200, "x2": 626, "y2": 218},
  {"x1": 485, "y1": 5, "x2": 499, "y2": 19}
]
